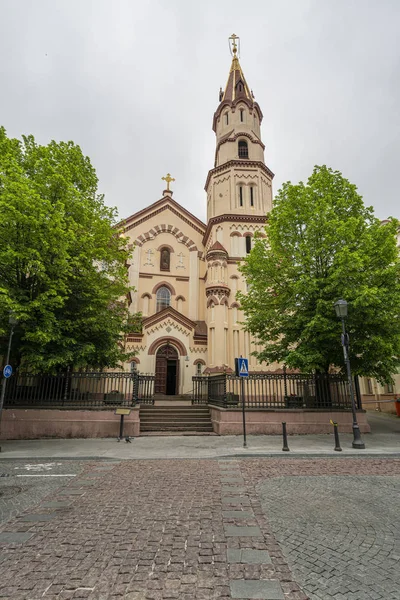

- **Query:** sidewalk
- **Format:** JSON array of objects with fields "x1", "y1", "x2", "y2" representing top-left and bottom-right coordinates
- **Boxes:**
[{"x1": 1, "y1": 412, "x2": 398, "y2": 460}]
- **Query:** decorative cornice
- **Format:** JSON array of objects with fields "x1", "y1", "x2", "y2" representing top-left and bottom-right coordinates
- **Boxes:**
[
  {"x1": 205, "y1": 285, "x2": 230, "y2": 300},
  {"x1": 205, "y1": 160, "x2": 274, "y2": 192},
  {"x1": 120, "y1": 198, "x2": 206, "y2": 237},
  {"x1": 203, "y1": 214, "x2": 267, "y2": 246},
  {"x1": 135, "y1": 222, "x2": 199, "y2": 249}
]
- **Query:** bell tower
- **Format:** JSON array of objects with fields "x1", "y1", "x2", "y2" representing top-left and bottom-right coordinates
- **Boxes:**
[
  {"x1": 205, "y1": 34, "x2": 274, "y2": 221},
  {"x1": 204, "y1": 36, "x2": 275, "y2": 373}
]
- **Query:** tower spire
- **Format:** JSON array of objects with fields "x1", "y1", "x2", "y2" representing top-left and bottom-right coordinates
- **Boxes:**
[
  {"x1": 221, "y1": 33, "x2": 252, "y2": 104},
  {"x1": 206, "y1": 35, "x2": 273, "y2": 221}
]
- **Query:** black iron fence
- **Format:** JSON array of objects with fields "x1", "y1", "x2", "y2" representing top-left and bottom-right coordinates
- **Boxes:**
[
  {"x1": 2, "y1": 371, "x2": 155, "y2": 409},
  {"x1": 192, "y1": 372, "x2": 361, "y2": 410}
]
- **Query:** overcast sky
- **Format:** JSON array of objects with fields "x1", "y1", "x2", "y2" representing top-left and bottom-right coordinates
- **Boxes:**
[{"x1": 1, "y1": 0, "x2": 399, "y2": 224}]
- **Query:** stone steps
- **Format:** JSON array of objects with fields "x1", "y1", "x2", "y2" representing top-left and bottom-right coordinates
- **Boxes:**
[{"x1": 139, "y1": 405, "x2": 213, "y2": 433}]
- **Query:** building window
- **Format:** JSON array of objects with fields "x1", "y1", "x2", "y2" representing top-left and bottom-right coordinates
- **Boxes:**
[
  {"x1": 245, "y1": 236, "x2": 251, "y2": 254},
  {"x1": 160, "y1": 248, "x2": 170, "y2": 271},
  {"x1": 130, "y1": 361, "x2": 138, "y2": 373},
  {"x1": 240, "y1": 109, "x2": 244, "y2": 122},
  {"x1": 238, "y1": 140, "x2": 248, "y2": 158},
  {"x1": 225, "y1": 113, "x2": 229, "y2": 125},
  {"x1": 250, "y1": 187, "x2": 254, "y2": 207},
  {"x1": 239, "y1": 186, "x2": 243, "y2": 207},
  {"x1": 386, "y1": 382, "x2": 394, "y2": 394},
  {"x1": 156, "y1": 286, "x2": 171, "y2": 312},
  {"x1": 196, "y1": 363, "x2": 203, "y2": 376},
  {"x1": 367, "y1": 378, "x2": 373, "y2": 394}
]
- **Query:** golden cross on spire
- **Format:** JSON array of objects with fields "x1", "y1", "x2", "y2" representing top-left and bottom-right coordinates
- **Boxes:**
[
  {"x1": 162, "y1": 173, "x2": 175, "y2": 191},
  {"x1": 229, "y1": 33, "x2": 240, "y2": 57}
]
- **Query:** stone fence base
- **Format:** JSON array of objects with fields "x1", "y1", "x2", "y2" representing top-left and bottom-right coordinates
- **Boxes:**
[
  {"x1": 209, "y1": 406, "x2": 371, "y2": 435},
  {"x1": 0, "y1": 408, "x2": 140, "y2": 440}
]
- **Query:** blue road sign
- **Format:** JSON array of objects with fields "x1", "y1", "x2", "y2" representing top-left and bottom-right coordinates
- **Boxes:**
[
  {"x1": 3, "y1": 365, "x2": 12, "y2": 378},
  {"x1": 237, "y1": 357, "x2": 249, "y2": 377}
]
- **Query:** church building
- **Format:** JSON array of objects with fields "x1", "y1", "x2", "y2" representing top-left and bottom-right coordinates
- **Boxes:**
[{"x1": 121, "y1": 35, "x2": 276, "y2": 395}]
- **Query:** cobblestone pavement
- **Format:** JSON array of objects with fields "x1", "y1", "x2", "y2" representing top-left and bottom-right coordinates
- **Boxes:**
[{"x1": 0, "y1": 457, "x2": 399, "y2": 599}]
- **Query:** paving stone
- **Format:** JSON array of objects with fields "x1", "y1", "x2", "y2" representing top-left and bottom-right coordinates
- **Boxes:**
[
  {"x1": 222, "y1": 496, "x2": 251, "y2": 506},
  {"x1": 41, "y1": 501, "x2": 71, "y2": 509},
  {"x1": 224, "y1": 525, "x2": 262, "y2": 537},
  {"x1": 230, "y1": 579, "x2": 284, "y2": 599},
  {"x1": 222, "y1": 510, "x2": 253, "y2": 519},
  {"x1": 94, "y1": 466, "x2": 117, "y2": 471},
  {"x1": 19, "y1": 513, "x2": 57, "y2": 522},
  {"x1": 222, "y1": 486, "x2": 246, "y2": 494},
  {"x1": 0, "y1": 532, "x2": 33, "y2": 543},
  {"x1": 69, "y1": 480, "x2": 95, "y2": 486},
  {"x1": 221, "y1": 477, "x2": 245, "y2": 483},
  {"x1": 227, "y1": 549, "x2": 272, "y2": 564},
  {"x1": 59, "y1": 489, "x2": 86, "y2": 496}
]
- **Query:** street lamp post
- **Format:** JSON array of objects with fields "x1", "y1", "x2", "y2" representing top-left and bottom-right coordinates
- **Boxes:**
[
  {"x1": 334, "y1": 299, "x2": 365, "y2": 449},
  {"x1": 0, "y1": 313, "x2": 18, "y2": 420}
]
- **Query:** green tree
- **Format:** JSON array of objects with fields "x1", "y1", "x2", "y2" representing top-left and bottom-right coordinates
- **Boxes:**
[
  {"x1": 238, "y1": 166, "x2": 400, "y2": 383},
  {"x1": 0, "y1": 127, "x2": 137, "y2": 371}
]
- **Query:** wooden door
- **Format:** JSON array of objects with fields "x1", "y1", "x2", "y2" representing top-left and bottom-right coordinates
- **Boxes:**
[{"x1": 155, "y1": 345, "x2": 178, "y2": 394}]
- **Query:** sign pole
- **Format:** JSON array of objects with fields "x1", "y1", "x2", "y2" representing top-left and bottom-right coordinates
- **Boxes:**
[
  {"x1": 236, "y1": 356, "x2": 249, "y2": 448},
  {"x1": 0, "y1": 323, "x2": 15, "y2": 423},
  {"x1": 241, "y1": 376, "x2": 247, "y2": 448}
]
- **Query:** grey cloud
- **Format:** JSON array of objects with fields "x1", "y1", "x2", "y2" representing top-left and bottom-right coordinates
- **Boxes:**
[{"x1": 0, "y1": 0, "x2": 399, "y2": 222}]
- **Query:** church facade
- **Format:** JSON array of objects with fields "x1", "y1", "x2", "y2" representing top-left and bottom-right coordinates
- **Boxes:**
[{"x1": 121, "y1": 38, "x2": 277, "y2": 395}]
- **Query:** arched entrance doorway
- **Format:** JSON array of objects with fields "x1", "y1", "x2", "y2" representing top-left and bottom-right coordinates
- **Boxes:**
[{"x1": 155, "y1": 344, "x2": 179, "y2": 395}]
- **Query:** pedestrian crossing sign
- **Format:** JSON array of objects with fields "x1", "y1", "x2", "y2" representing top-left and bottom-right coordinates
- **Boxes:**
[{"x1": 236, "y1": 357, "x2": 249, "y2": 377}]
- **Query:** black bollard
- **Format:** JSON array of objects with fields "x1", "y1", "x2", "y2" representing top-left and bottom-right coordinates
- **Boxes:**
[
  {"x1": 331, "y1": 420, "x2": 342, "y2": 452},
  {"x1": 282, "y1": 422, "x2": 290, "y2": 452},
  {"x1": 117, "y1": 413, "x2": 125, "y2": 442}
]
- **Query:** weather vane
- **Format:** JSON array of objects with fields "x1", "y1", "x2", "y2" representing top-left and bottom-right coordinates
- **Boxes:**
[
  {"x1": 229, "y1": 33, "x2": 240, "y2": 58},
  {"x1": 162, "y1": 173, "x2": 175, "y2": 191}
]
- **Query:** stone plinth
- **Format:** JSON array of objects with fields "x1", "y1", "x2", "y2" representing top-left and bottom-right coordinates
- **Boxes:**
[
  {"x1": 0, "y1": 407, "x2": 140, "y2": 440},
  {"x1": 209, "y1": 406, "x2": 371, "y2": 435}
]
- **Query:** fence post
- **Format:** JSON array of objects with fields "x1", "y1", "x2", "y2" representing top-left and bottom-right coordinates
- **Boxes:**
[
  {"x1": 133, "y1": 372, "x2": 139, "y2": 406},
  {"x1": 223, "y1": 372, "x2": 227, "y2": 408},
  {"x1": 63, "y1": 367, "x2": 70, "y2": 406}
]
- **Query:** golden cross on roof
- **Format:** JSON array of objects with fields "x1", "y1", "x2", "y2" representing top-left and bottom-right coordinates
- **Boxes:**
[{"x1": 162, "y1": 173, "x2": 175, "y2": 191}]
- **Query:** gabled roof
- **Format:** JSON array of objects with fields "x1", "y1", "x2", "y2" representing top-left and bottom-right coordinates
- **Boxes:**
[
  {"x1": 119, "y1": 195, "x2": 206, "y2": 236},
  {"x1": 142, "y1": 305, "x2": 197, "y2": 332},
  {"x1": 207, "y1": 241, "x2": 228, "y2": 254}
]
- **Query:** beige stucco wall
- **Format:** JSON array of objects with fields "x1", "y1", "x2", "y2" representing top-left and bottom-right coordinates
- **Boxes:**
[{"x1": 359, "y1": 373, "x2": 399, "y2": 414}]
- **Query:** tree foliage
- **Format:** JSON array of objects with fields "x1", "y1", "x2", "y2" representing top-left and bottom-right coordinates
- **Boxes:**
[
  {"x1": 0, "y1": 127, "x2": 137, "y2": 372},
  {"x1": 238, "y1": 166, "x2": 400, "y2": 382}
]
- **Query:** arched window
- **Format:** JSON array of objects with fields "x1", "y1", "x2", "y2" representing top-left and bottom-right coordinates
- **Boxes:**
[
  {"x1": 239, "y1": 186, "x2": 243, "y2": 207},
  {"x1": 238, "y1": 140, "x2": 248, "y2": 159},
  {"x1": 240, "y1": 109, "x2": 244, "y2": 122},
  {"x1": 156, "y1": 286, "x2": 171, "y2": 312},
  {"x1": 225, "y1": 113, "x2": 229, "y2": 125},
  {"x1": 245, "y1": 236, "x2": 252, "y2": 254},
  {"x1": 250, "y1": 186, "x2": 254, "y2": 207},
  {"x1": 196, "y1": 363, "x2": 203, "y2": 376},
  {"x1": 160, "y1": 248, "x2": 170, "y2": 271}
]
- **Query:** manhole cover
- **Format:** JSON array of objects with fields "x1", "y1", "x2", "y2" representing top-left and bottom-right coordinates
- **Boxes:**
[{"x1": 0, "y1": 486, "x2": 23, "y2": 498}]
